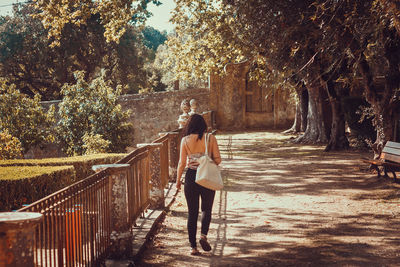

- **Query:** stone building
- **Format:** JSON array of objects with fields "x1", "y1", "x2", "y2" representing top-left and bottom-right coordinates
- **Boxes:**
[{"x1": 209, "y1": 61, "x2": 295, "y2": 130}]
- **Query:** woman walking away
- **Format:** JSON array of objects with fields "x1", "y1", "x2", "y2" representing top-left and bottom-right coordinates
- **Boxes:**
[{"x1": 176, "y1": 114, "x2": 222, "y2": 256}]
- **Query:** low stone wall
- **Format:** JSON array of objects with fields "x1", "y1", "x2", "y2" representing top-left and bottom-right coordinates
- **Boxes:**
[{"x1": 118, "y1": 88, "x2": 210, "y2": 150}]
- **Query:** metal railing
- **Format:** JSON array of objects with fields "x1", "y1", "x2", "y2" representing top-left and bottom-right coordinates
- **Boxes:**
[
  {"x1": 125, "y1": 148, "x2": 150, "y2": 226},
  {"x1": 18, "y1": 171, "x2": 112, "y2": 266},
  {"x1": 16, "y1": 128, "x2": 184, "y2": 266},
  {"x1": 10, "y1": 111, "x2": 215, "y2": 266}
]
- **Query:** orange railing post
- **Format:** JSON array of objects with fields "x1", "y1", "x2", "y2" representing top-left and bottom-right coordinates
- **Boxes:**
[{"x1": 65, "y1": 205, "x2": 82, "y2": 264}]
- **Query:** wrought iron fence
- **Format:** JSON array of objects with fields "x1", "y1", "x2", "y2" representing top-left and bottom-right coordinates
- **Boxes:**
[
  {"x1": 18, "y1": 171, "x2": 111, "y2": 266},
  {"x1": 8, "y1": 122, "x2": 213, "y2": 266},
  {"x1": 16, "y1": 128, "x2": 185, "y2": 266}
]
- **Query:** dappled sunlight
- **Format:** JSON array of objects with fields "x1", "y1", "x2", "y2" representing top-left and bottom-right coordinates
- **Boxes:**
[
  {"x1": 214, "y1": 131, "x2": 400, "y2": 265},
  {"x1": 139, "y1": 131, "x2": 400, "y2": 266}
]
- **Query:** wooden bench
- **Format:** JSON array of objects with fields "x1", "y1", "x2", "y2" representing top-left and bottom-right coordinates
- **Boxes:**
[{"x1": 363, "y1": 141, "x2": 400, "y2": 183}]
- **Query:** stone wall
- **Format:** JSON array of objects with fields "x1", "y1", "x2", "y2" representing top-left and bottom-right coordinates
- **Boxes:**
[{"x1": 118, "y1": 88, "x2": 210, "y2": 150}]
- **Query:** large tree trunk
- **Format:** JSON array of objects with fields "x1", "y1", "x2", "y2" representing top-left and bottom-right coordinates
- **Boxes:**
[
  {"x1": 295, "y1": 84, "x2": 328, "y2": 143},
  {"x1": 284, "y1": 84, "x2": 308, "y2": 133},
  {"x1": 324, "y1": 80, "x2": 349, "y2": 151}
]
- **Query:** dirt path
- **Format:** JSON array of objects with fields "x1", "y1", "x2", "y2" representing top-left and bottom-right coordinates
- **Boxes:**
[{"x1": 138, "y1": 131, "x2": 400, "y2": 266}]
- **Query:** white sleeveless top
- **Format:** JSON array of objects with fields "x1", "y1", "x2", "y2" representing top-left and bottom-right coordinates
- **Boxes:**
[{"x1": 184, "y1": 136, "x2": 206, "y2": 170}]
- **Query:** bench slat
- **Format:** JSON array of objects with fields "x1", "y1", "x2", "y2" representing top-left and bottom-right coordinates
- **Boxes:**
[
  {"x1": 385, "y1": 141, "x2": 400, "y2": 149},
  {"x1": 382, "y1": 146, "x2": 400, "y2": 155},
  {"x1": 382, "y1": 152, "x2": 400, "y2": 163}
]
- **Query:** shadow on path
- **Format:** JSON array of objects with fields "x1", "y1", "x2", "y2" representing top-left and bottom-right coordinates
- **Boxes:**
[{"x1": 138, "y1": 130, "x2": 400, "y2": 267}]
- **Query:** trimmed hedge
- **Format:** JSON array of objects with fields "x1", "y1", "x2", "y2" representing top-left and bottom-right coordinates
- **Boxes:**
[
  {"x1": 0, "y1": 153, "x2": 126, "y2": 181},
  {"x1": 0, "y1": 166, "x2": 75, "y2": 211}
]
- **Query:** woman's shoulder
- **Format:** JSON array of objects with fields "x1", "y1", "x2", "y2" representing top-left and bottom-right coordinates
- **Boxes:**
[{"x1": 208, "y1": 133, "x2": 217, "y2": 141}]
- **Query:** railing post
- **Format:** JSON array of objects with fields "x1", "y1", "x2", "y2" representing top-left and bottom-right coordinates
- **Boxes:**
[
  {"x1": 92, "y1": 163, "x2": 131, "y2": 259},
  {"x1": 168, "y1": 132, "x2": 180, "y2": 182},
  {"x1": 0, "y1": 212, "x2": 42, "y2": 267},
  {"x1": 137, "y1": 143, "x2": 164, "y2": 210}
]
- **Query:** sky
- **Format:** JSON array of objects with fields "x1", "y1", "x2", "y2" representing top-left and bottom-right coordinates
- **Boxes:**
[
  {"x1": 146, "y1": 0, "x2": 176, "y2": 33},
  {"x1": 0, "y1": 0, "x2": 176, "y2": 32},
  {"x1": 0, "y1": 0, "x2": 19, "y2": 15}
]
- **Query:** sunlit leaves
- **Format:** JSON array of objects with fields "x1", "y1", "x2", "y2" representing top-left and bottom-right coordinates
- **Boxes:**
[
  {"x1": 57, "y1": 71, "x2": 133, "y2": 156},
  {"x1": 0, "y1": 81, "x2": 55, "y2": 152},
  {"x1": 0, "y1": 4, "x2": 151, "y2": 99},
  {"x1": 0, "y1": 129, "x2": 23, "y2": 160},
  {"x1": 32, "y1": 0, "x2": 160, "y2": 45}
]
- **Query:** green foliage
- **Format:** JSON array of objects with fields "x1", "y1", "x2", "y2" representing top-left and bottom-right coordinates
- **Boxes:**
[
  {"x1": 0, "y1": 82, "x2": 55, "y2": 152},
  {"x1": 0, "y1": 165, "x2": 75, "y2": 211},
  {"x1": 0, "y1": 4, "x2": 153, "y2": 99},
  {"x1": 168, "y1": 0, "x2": 248, "y2": 81},
  {"x1": 142, "y1": 26, "x2": 167, "y2": 52},
  {"x1": 112, "y1": 25, "x2": 151, "y2": 94},
  {"x1": 152, "y1": 43, "x2": 207, "y2": 90},
  {"x1": 32, "y1": 0, "x2": 161, "y2": 45},
  {"x1": 82, "y1": 133, "x2": 111, "y2": 155},
  {"x1": 341, "y1": 96, "x2": 376, "y2": 142},
  {"x1": 57, "y1": 71, "x2": 133, "y2": 156},
  {"x1": 0, "y1": 129, "x2": 23, "y2": 160}
]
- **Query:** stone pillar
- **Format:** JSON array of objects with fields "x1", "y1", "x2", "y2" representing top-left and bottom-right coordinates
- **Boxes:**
[
  {"x1": 137, "y1": 143, "x2": 164, "y2": 210},
  {"x1": 168, "y1": 132, "x2": 180, "y2": 182},
  {"x1": 92, "y1": 164, "x2": 131, "y2": 259},
  {"x1": 0, "y1": 212, "x2": 43, "y2": 267}
]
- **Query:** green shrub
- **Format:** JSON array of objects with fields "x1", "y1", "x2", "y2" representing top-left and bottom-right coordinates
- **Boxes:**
[
  {"x1": 0, "y1": 153, "x2": 126, "y2": 180},
  {"x1": 82, "y1": 133, "x2": 111, "y2": 155},
  {"x1": 0, "y1": 129, "x2": 23, "y2": 159},
  {"x1": 0, "y1": 166, "x2": 75, "y2": 211},
  {"x1": 57, "y1": 71, "x2": 133, "y2": 156},
  {"x1": 0, "y1": 82, "x2": 55, "y2": 152}
]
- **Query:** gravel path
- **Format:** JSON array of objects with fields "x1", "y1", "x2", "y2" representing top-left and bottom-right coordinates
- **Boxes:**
[{"x1": 138, "y1": 131, "x2": 400, "y2": 266}]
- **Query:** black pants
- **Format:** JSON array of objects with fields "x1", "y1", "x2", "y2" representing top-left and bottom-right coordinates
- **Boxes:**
[{"x1": 184, "y1": 168, "x2": 216, "y2": 248}]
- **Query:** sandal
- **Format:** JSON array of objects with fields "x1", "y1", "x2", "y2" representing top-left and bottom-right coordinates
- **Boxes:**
[
  {"x1": 190, "y1": 247, "x2": 201, "y2": 255},
  {"x1": 199, "y1": 236, "x2": 211, "y2": 251}
]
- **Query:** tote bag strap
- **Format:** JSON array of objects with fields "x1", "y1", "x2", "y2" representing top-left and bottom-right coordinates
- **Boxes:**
[{"x1": 204, "y1": 133, "x2": 209, "y2": 155}]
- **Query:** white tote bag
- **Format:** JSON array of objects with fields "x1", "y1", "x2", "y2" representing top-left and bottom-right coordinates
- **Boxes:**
[{"x1": 195, "y1": 133, "x2": 223, "y2": 190}]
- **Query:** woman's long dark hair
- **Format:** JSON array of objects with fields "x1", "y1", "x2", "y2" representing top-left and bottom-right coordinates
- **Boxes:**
[{"x1": 184, "y1": 114, "x2": 208, "y2": 140}]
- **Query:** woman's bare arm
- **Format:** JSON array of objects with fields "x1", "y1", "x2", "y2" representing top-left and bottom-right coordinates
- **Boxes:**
[{"x1": 210, "y1": 135, "x2": 221, "y2": 165}]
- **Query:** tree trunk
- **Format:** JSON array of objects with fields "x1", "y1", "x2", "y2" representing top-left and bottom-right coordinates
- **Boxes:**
[
  {"x1": 295, "y1": 84, "x2": 328, "y2": 144},
  {"x1": 284, "y1": 84, "x2": 308, "y2": 134},
  {"x1": 324, "y1": 80, "x2": 349, "y2": 151}
]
